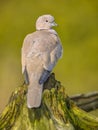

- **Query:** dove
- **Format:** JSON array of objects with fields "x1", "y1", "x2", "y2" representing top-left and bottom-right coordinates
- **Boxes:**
[{"x1": 21, "y1": 14, "x2": 63, "y2": 108}]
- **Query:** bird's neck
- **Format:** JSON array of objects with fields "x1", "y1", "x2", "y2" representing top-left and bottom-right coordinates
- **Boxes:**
[
  {"x1": 47, "y1": 29, "x2": 57, "y2": 35},
  {"x1": 37, "y1": 29, "x2": 58, "y2": 35}
]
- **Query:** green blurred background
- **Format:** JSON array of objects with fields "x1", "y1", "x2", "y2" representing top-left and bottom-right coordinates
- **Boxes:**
[{"x1": 0, "y1": 0, "x2": 97, "y2": 114}]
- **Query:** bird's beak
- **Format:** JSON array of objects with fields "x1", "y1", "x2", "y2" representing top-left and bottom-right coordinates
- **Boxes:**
[{"x1": 52, "y1": 21, "x2": 57, "y2": 26}]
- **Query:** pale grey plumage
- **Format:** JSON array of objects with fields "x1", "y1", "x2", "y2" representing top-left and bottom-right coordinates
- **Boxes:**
[{"x1": 21, "y1": 14, "x2": 63, "y2": 108}]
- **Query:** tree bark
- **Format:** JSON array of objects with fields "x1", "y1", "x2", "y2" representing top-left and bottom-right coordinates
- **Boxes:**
[
  {"x1": 70, "y1": 92, "x2": 98, "y2": 112},
  {"x1": 0, "y1": 73, "x2": 98, "y2": 130}
]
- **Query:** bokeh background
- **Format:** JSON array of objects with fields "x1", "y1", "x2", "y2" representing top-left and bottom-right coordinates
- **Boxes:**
[{"x1": 0, "y1": 0, "x2": 97, "y2": 115}]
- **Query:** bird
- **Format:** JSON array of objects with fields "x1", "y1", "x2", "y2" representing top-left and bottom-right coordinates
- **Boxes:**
[{"x1": 21, "y1": 14, "x2": 63, "y2": 108}]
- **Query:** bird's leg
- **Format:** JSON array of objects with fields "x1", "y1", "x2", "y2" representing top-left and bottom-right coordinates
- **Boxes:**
[{"x1": 39, "y1": 69, "x2": 51, "y2": 84}]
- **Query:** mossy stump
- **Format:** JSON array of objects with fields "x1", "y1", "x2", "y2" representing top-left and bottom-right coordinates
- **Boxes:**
[{"x1": 0, "y1": 73, "x2": 98, "y2": 130}]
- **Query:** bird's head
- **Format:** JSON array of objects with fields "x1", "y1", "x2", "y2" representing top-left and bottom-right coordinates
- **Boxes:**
[{"x1": 36, "y1": 14, "x2": 57, "y2": 30}]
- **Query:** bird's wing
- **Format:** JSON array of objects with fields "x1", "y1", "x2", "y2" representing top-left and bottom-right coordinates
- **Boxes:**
[
  {"x1": 43, "y1": 40, "x2": 63, "y2": 71},
  {"x1": 22, "y1": 34, "x2": 29, "y2": 73},
  {"x1": 39, "y1": 40, "x2": 63, "y2": 84},
  {"x1": 21, "y1": 33, "x2": 36, "y2": 74},
  {"x1": 22, "y1": 33, "x2": 38, "y2": 84}
]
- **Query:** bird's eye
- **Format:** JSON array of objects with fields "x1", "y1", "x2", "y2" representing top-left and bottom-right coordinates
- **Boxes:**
[{"x1": 46, "y1": 20, "x2": 48, "y2": 22}]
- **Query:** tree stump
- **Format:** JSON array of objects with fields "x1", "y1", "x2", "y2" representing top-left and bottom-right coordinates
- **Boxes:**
[{"x1": 0, "y1": 73, "x2": 98, "y2": 130}]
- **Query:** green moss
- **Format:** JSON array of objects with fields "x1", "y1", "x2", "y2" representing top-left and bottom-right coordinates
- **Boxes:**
[{"x1": 0, "y1": 74, "x2": 98, "y2": 130}]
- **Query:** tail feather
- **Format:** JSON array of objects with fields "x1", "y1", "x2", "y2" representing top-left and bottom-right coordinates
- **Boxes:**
[{"x1": 27, "y1": 85, "x2": 43, "y2": 108}]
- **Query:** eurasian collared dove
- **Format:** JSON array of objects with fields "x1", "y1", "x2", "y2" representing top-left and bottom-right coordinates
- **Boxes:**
[{"x1": 21, "y1": 14, "x2": 63, "y2": 108}]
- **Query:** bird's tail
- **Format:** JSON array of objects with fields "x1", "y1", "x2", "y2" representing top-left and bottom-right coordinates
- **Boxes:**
[{"x1": 27, "y1": 84, "x2": 43, "y2": 108}]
